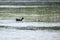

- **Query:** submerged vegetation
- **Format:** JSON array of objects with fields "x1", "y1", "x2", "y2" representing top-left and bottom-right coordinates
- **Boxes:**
[
  {"x1": 0, "y1": 26, "x2": 60, "y2": 30},
  {"x1": 13, "y1": 27, "x2": 60, "y2": 30},
  {"x1": 0, "y1": 2, "x2": 60, "y2": 22}
]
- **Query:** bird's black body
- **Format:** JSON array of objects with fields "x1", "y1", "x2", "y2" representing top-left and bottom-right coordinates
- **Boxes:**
[{"x1": 16, "y1": 17, "x2": 24, "y2": 21}]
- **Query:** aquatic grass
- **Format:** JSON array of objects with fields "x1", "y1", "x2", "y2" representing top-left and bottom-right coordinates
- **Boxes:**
[
  {"x1": 37, "y1": 27, "x2": 60, "y2": 30},
  {"x1": 0, "y1": 2, "x2": 60, "y2": 22},
  {"x1": 0, "y1": 26, "x2": 60, "y2": 30}
]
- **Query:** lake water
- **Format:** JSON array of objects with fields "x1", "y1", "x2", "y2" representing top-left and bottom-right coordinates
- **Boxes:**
[
  {"x1": 0, "y1": 28, "x2": 60, "y2": 40},
  {"x1": 0, "y1": 20, "x2": 60, "y2": 27},
  {"x1": 0, "y1": 20, "x2": 60, "y2": 40}
]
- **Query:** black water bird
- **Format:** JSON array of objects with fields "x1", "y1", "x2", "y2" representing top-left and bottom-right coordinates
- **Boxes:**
[{"x1": 16, "y1": 17, "x2": 24, "y2": 21}]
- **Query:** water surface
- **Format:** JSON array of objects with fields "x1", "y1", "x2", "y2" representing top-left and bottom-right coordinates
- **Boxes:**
[{"x1": 0, "y1": 28, "x2": 60, "y2": 40}]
